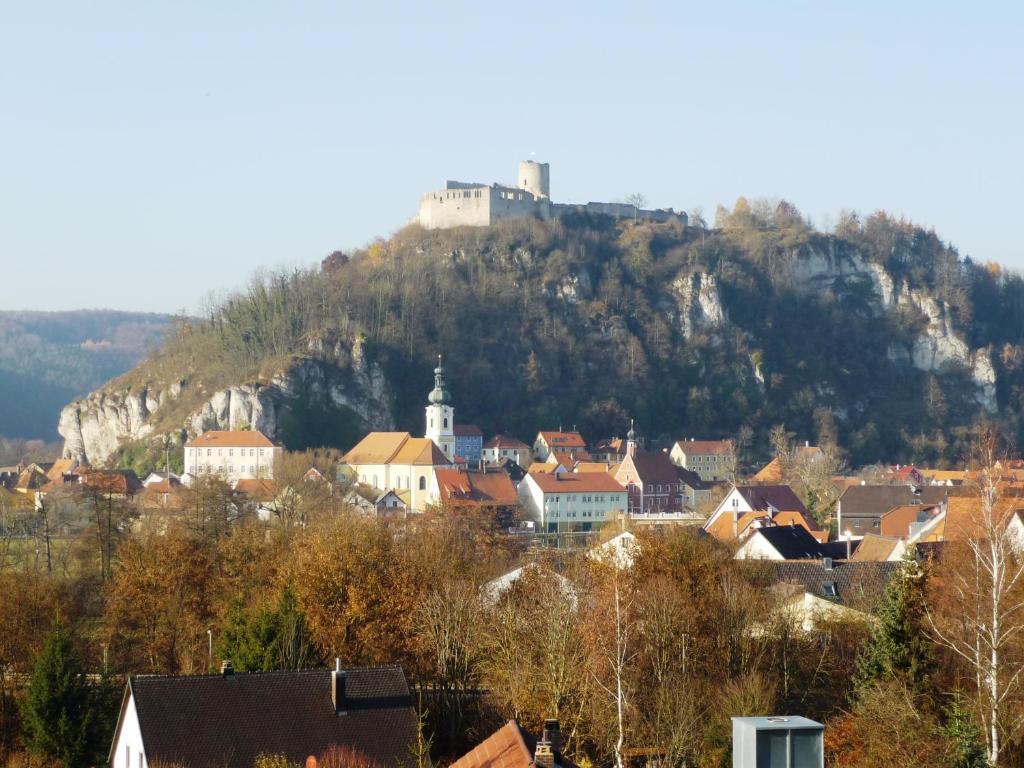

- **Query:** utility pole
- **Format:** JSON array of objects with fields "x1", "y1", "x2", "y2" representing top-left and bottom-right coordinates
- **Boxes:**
[
  {"x1": 163, "y1": 434, "x2": 171, "y2": 509},
  {"x1": 207, "y1": 629, "x2": 213, "y2": 672}
]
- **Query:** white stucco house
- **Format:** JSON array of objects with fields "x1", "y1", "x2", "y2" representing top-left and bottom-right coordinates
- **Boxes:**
[
  {"x1": 517, "y1": 471, "x2": 627, "y2": 534},
  {"x1": 183, "y1": 430, "x2": 283, "y2": 485}
]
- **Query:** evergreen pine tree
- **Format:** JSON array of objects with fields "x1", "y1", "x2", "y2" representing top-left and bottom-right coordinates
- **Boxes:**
[
  {"x1": 853, "y1": 549, "x2": 936, "y2": 700},
  {"x1": 943, "y1": 694, "x2": 988, "y2": 768},
  {"x1": 21, "y1": 626, "x2": 97, "y2": 768}
]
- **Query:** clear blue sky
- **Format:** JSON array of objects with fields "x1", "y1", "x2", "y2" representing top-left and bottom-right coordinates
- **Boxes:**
[{"x1": 1, "y1": 1, "x2": 1021, "y2": 313}]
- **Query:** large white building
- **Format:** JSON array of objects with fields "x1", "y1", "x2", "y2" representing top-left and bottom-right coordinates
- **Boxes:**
[
  {"x1": 518, "y1": 471, "x2": 627, "y2": 534},
  {"x1": 183, "y1": 430, "x2": 282, "y2": 484}
]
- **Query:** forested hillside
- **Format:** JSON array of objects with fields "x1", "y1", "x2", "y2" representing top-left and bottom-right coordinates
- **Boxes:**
[
  {"x1": 0, "y1": 311, "x2": 170, "y2": 441},
  {"x1": 66, "y1": 200, "x2": 1024, "y2": 470}
]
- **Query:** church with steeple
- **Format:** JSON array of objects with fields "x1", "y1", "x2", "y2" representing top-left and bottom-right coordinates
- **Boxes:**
[{"x1": 339, "y1": 355, "x2": 460, "y2": 511}]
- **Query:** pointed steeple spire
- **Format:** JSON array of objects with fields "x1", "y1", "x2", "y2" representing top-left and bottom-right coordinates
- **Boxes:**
[
  {"x1": 428, "y1": 353, "x2": 452, "y2": 405},
  {"x1": 626, "y1": 418, "x2": 638, "y2": 457}
]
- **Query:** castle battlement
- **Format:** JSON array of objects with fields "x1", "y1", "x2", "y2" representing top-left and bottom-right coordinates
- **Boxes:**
[{"x1": 416, "y1": 161, "x2": 685, "y2": 230}]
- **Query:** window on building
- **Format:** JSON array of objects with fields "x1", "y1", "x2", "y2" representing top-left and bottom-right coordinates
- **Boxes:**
[
  {"x1": 443, "y1": 417, "x2": 448, "y2": 428},
  {"x1": 419, "y1": 476, "x2": 427, "y2": 490},
  {"x1": 207, "y1": 449, "x2": 212, "y2": 457}
]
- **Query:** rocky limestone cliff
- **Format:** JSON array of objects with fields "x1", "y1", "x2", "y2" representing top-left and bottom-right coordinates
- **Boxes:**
[
  {"x1": 59, "y1": 335, "x2": 394, "y2": 466},
  {"x1": 670, "y1": 272, "x2": 726, "y2": 340},
  {"x1": 789, "y1": 248, "x2": 997, "y2": 412}
]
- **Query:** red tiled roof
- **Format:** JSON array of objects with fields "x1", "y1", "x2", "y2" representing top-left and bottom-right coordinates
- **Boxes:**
[
  {"x1": 531, "y1": 472, "x2": 625, "y2": 494},
  {"x1": 436, "y1": 468, "x2": 517, "y2": 505},
  {"x1": 450, "y1": 721, "x2": 533, "y2": 768},
  {"x1": 673, "y1": 440, "x2": 731, "y2": 455},
  {"x1": 80, "y1": 470, "x2": 143, "y2": 495},
  {"x1": 538, "y1": 431, "x2": 586, "y2": 449},
  {"x1": 484, "y1": 434, "x2": 530, "y2": 450},
  {"x1": 187, "y1": 431, "x2": 275, "y2": 448},
  {"x1": 453, "y1": 424, "x2": 483, "y2": 437},
  {"x1": 235, "y1": 479, "x2": 278, "y2": 501}
]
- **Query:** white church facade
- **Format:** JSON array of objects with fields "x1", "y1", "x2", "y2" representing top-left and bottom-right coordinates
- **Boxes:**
[{"x1": 340, "y1": 356, "x2": 460, "y2": 512}]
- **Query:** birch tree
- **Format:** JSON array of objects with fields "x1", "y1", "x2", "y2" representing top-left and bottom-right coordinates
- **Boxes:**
[{"x1": 928, "y1": 430, "x2": 1024, "y2": 765}]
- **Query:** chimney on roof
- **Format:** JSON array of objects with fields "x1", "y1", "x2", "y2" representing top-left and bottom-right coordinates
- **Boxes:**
[
  {"x1": 221, "y1": 659, "x2": 233, "y2": 678},
  {"x1": 332, "y1": 658, "x2": 347, "y2": 716},
  {"x1": 542, "y1": 719, "x2": 562, "y2": 756},
  {"x1": 534, "y1": 738, "x2": 556, "y2": 768}
]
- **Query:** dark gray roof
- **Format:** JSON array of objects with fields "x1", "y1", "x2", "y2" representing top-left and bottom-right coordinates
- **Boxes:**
[
  {"x1": 751, "y1": 525, "x2": 826, "y2": 559},
  {"x1": 838, "y1": 485, "x2": 947, "y2": 519},
  {"x1": 120, "y1": 666, "x2": 416, "y2": 768},
  {"x1": 675, "y1": 466, "x2": 711, "y2": 490},
  {"x1": 768, "y1": 561, "x2": 900, "y2": 608},
  {"x1": 737, "y1": 485, "x2": 808, "y2": 515}
]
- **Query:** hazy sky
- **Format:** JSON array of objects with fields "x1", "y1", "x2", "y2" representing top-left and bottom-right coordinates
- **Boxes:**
[{"x1": 1, "y1": 1, "x2": 1021, "y2": 313}]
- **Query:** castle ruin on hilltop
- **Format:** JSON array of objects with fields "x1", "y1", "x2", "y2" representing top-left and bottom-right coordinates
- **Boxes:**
[{"x1": 417, "y1": 160, "x2": 687, "y2": 230}]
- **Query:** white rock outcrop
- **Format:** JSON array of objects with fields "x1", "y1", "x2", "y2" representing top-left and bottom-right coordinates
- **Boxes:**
[
  {"x1": 789, "y1": 248, "x2": 998, "y2": 412},
  {"x1": 59, "y1": 335, "x2": 394, "y2": 466},
  {"x1": 671, "y1": 272, "x2": 726, "y2": 340}
]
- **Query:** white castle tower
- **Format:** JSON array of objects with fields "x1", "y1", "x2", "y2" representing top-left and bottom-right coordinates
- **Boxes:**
[
  {"x1": 518, "y1": 160, "x2": 550, "y2": 199},
  {"x1": 424, "y1": 354, "x2": 455, "y2": 460}
]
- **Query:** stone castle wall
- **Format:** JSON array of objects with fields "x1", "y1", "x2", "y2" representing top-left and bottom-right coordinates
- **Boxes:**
[{"x1": 417, "y1": 162, "x2": 685, "y2": 230}]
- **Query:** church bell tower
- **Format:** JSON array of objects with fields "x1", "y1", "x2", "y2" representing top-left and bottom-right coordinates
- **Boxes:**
[{"x1": 425, "y1": 354, "x2": 455, "y2": 460}]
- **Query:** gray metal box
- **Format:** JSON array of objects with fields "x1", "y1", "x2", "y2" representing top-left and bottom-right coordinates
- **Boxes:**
[{"x1": 732, "y1": 716, "x2": 824, "y2": 768}]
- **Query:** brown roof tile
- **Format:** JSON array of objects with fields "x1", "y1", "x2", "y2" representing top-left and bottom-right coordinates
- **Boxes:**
[{"x1": 531, "y1": 472, "x2": 625, "y2": 494}]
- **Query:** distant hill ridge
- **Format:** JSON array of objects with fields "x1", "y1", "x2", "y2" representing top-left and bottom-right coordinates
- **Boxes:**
[
  {"x1": 0, "y1": 310, "x2": 172, "y2": 440},
  {"x1": 55, "y1": 202, "x2": 1024, "y2": 472}
]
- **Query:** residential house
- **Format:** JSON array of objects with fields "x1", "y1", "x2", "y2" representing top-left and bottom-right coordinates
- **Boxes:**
[
  {"x1": 879, "y1": 503, "x2": 943, "y2": 539},
  {"x1": 341, "y1": 432, "x2": 450, "y2": 512},
  {"x1": 78, "y1": 469, "x2": 144, "y2": 497},
  {"x1": 751, "y1": 443, "x2": 824, "y2": 484},
  {"x1": 234, "y1": 478, "x2": 279, "y2": 521},
  {"x1": 676, "y1": 466, "x2": 714, "y2": 509},
  {"x1": 451, "y1": 719, "x2": 573, "y2": 768},
  {"x1": 517, "y1": 471, "x2": 627, "y2": 534},
  {"x1": 482, "y1": 434, "x2": 532, "y2": 467},
  {"x1": 142, "y1": 471, "x2": 180, "y2": 488},
  {"x1": 498, "y1": 458, "x2": 528, "y2": 485},
  {"x1": 108, "y1": 664, "x2": 417, "y2": 768},
  {"x1": 590, "y1": 437, "x2": 628, "y2": 464},
  {"x1": 760, "y1": 560, "x2": 900, "y2": 632},
  {"x1": 434, "y1": 466, "x2": 518, "y2": 517},
  {"x1": 836, "y1": 484, "x2": 948, "y2": 539},
  {"x1": 705, "y1": 485, "x2": 822, "y2": 542},
  {"x1": 184, "y1": 431, "x2": 283, "y2": 484},
  {"x1": 910, "y1": 495, "x2": 1024, "y2": 545},
  {"x1": 734, "y1": 525, "x2": 835, "y2": 560},
  {"x1": 669, "y1": 439, "x2": 733, "y2": 482},
  {"x1": 588, "y1": 531, "x2": 640, "y2": 569},
  {"x1": 481, "y1": 563, "x2": 578, "y2": 606},
  {"x1": 546, "y1": 447, "x2": 592, "y2": 471},
  {"x1": 533, "y1": 431, "x2": 587, "y2": 462},
  {"x1": 849, "y1": 533, "x2": 906, "y2": 562},
  {"x1": 453, "y1": 424, "x2": 484, "y2": 462}
]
